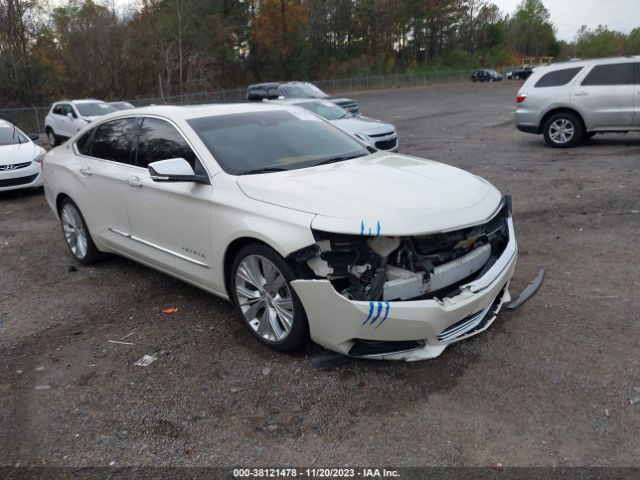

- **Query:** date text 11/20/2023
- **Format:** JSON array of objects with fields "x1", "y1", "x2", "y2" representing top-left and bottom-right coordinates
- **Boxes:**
[{"x1": 233, "y1": 467, "x2": 400, "y2": 478}]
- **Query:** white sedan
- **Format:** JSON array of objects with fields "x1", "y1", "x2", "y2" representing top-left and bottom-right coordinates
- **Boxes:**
[
  {"x1": 268, "y1": 98, "x2": 398, "y2": 151},
  {"x1": 0, "y1": 120, "x2": 46, "y2": 192},
  {"x1": 43, "y1": 104, "x2": 517, "y2": 361}
]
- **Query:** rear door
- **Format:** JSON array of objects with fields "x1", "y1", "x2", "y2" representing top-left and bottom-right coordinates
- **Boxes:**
[
  {"x1": 72, "y1": 118, "x2": 137, "y2": 254},
  {"x1": 635, "y1": 62, "x2": 640, "y2": 126},
  {"x1": 572, "y1": 62, "x2": 635, "y2": 129},
  {"x1": 125, "y1": 116, "x2": 213, "y2": 286}
]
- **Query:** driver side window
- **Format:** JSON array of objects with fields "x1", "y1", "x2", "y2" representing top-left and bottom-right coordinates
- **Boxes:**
[{"x1": 135, "y1": 117, "x2": 198, "y2": 170}]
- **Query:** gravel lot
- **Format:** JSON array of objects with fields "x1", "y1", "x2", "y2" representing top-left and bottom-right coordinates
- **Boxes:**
[{"x1": 1, "y1": 82, "x2": 639, "y2": 468}]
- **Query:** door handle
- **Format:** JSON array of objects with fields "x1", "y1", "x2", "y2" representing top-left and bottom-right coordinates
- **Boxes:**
[
  {"x1": 574, "y1": 91, "x2": 589, "y2": 97},
  {"x1": 79, "y1": 166, "x2": 92, "y2": 176},
  {"x1": 126, "y1": 176, "x2": 143, "y2": 188}
]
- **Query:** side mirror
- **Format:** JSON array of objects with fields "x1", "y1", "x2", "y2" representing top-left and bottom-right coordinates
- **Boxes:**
[
  {"x1": 148, "y1": 158, "x2": 210, "y2": 185},
  {"x1": 67, "y1": 112, "x2": 74, "y2": 120},
  {"x1": 28, "y1": 133, "x2": 40, "y2": 141}
]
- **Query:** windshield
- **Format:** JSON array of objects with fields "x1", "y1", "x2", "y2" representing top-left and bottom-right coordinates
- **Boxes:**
[
  {"x1": 187, "y1": 110, "x2": 369, "y2": 175},
  {"x1": 280, "y1": 83, "x2": 329, "y2": 99},
  {"x1": 75, "y1": 102, "x2": 117, "y2": 117},
  {"x1": 297, "y1": 101, "x2": 350, "y2": 120},
  {"x1": 0, "y1": 125, "x2": 28, "y2": 146}
]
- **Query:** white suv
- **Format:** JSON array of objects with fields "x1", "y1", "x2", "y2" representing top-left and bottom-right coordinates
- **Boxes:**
[
  {"x1": 44, "y1": 100, "x2": 116, "y2": 147},
  {"x1": 516, "y1": 56, "x2": 640, "y2": 147}
]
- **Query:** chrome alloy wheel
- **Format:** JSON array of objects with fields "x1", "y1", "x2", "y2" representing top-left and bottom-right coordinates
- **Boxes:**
[
  {"x1": 549, "y1": 119, "x2": 575, "y2": 144},
  {"x1": 235, "y1": 254, "x2": 294, "y2": 343},
  {"x1": 61, "y1": 203, "x2": 88, "y2": 259},
  {"x1": 47, "y1": 131, "x2": 56, "y2": 147}
]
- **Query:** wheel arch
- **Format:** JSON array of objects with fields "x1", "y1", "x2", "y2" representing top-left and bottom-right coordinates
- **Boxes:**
[
  {"x1": 223, "y1": 237, "x2": 274, "y2": 298},
  {"x1": 222, "y1": 235, "x2": 316, "y2": 299},
  {"x1": 55, "y1": 192, "x2": 72, "y2": 216},
  {"x1": 540, "y1": 107, "x2": 586, "y2": 133}
]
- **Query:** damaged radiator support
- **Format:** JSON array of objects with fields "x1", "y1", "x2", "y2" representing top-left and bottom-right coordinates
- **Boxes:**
[{"x1": 292, "y1": 203, "x2": 510, "y2": 303}]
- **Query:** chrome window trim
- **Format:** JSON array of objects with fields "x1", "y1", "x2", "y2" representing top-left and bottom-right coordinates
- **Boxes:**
[{"x1": 71, "y1": 114, "x2": 213, "y2": 181}]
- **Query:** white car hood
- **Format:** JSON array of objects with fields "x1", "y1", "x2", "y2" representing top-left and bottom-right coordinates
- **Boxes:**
[
  {"x1": 0, "y1": 142, "x2": 42, "y2": 166},
  {"x1": 237, "y1": 153, "x2": 503, "y2": 236},
  {"x1": 332, "y1": 116, "x2": 395, "y2": 137}
]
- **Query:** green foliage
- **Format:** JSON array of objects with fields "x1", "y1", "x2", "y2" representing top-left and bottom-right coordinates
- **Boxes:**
[
  {"x1": 575, "y1": 25, "x2": 629, "y2": 58},
  {"x1": 0, "y1": 0, "x2": 637, "y2": 106}
]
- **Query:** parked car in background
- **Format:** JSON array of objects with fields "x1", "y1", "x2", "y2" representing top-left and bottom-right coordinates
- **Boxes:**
[
  {"x1": 0, "y1": 119, "x2": 45, "y2": 192},
  {"x1": 45, "y1": 99, "x2": 117, "y2": 147},
  {"x1": 109, "y1": 101, "x2": 136, "y2": 111},
  {"x1": 269, "y1": 98, "x2": 398, "y2": 151},
  {"x1": 471, "y1": 69, "x2": 504, "y2": 82},
  {"x1": 246, "y1": 81, "x2": 359, "y2": 114},
  {"x1": 42, "y1": 103, "x2": 516, "y2": 361},
  {"x1": 506, "y1": 67, "x2": 534, "y2": 80},
  {"x1": 516, "y1": 56, "x2": 640, "y2": 148}
]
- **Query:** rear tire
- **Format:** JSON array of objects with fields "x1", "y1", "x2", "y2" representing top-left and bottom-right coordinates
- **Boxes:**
[
  {"x1": 543, "y1": 112, "x2": 584, "y2": 148},
  {"x1": 59, "y1": 198, "x2": 104, "y2": 264},
  {"x1": 230, "y1": 243, "x2": 310, "y2": 352}
]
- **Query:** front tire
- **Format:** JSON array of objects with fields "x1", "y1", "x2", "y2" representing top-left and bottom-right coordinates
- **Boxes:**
[
  {"x1": 59, "y1": 198, "x2": 103, "y2": 264},
  {"x1": 543, "y1": 112, "x2": 584, "y2": 148},
  {"x1": 230, "y1": 244, "x2": 310, "y2": 352},
  {"x1": 46, "y1": 128, "x2": 57, "y2": 147}
]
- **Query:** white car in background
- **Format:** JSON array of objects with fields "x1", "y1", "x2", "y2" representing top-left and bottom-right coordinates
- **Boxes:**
[
  {"x1": 43, "y1": 103, "x2": 517, "y2": 361},
  {"x1": 269, "y1": 98, "x2": 398, "y2": 151},
  {"x1": 44, "y1": 99, "x2": 117, "y2": 147},
  {"x1": 0, "y1": 120, "x2": 45, "y2": 192}
]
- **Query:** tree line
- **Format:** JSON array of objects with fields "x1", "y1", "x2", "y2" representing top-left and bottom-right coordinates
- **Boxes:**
[{"x1": 0, "y1": 0, "x2": 638, "y2": 106}]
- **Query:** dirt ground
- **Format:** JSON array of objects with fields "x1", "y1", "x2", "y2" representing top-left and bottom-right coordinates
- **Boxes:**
[{"x1": 1, "y1": 82, "x2": 639, "y2": 468}]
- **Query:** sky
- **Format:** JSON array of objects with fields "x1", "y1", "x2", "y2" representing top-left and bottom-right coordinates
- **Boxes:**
[{"x1": 492, "y1": 0, "x2": 640, "y2": 41}]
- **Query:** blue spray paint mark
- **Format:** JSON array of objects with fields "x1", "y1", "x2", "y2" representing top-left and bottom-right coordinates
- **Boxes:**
[
  {"x1": 361, "y1": 301, "x2": 375, "y2": 325},
  {"x1": 360, "y1": 220, "x2": 365, "y2": 236},
  {"x1": 375, "y1": 302, "x2": 391, "y2": 329},
  {"x1": 370, "y1": 302, "x2": 383, "y2": 325},
  {"x1": 376, "y1": 221, "x2": 381, "y2": 237}
]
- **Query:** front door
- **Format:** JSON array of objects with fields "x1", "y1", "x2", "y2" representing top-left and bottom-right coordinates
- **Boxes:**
[
  {"x1": 125, "y1": 116, "x2": 213, "y2": 287},
  {"x1": 572, "y1": 62, "x2": 635, "y2": 129}
]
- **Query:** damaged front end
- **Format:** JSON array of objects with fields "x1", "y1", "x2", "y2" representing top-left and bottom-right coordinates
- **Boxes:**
[{"x1": 291, "y1": 197, "x2": 512, "y2": 303}]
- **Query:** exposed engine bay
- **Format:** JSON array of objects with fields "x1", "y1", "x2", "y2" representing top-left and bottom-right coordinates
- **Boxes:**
[{"x1": 291, "y1": 199, "x2": 511, "y2": 302}]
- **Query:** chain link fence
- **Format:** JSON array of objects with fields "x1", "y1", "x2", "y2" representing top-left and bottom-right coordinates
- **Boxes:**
[{"x1": 0, "y1": 68, "x2": 516, "y2": 134}]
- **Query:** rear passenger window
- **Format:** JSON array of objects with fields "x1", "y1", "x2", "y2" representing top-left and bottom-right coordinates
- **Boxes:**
[
  {"x1": 90, "y1": 118, "x2": 136, "y2": 164},
  {"x1": 76, "y1": 130, "x2": 93, "y2": 155},
  {"x1": 535, "y1": 67, "x2": 582, "y2": 87},
  {"x1": 53, "y1": 105, "x2": 63, "y2": 115},
  {"x1": 582, "y1": 63, "x2": 634, "y2": 86},
  {"x1": 135, "y1": 117, "x2": 197, "y2": 169}
]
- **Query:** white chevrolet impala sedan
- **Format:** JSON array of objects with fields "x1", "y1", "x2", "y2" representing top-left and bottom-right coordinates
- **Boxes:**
[{"x1": 43, "y1": 104, "x2": 517, "y2": 361}]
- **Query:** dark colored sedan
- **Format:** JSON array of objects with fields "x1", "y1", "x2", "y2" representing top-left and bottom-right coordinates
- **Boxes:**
[{"x1": 471, "y1": 69, "x2": 504, "y2": 82}]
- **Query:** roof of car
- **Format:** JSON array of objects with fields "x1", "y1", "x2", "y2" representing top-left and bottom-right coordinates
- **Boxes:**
[
  {"x1": 53, "y1": 99, "x2": 107, "y2": 105},
  {"x1": 543, "y1": 55, "x2": 640, "y2": 71},
  {"x1": 267, "y1": 98, "x2": 330, "y2": 106},
  {"x1": 247, "y1": 81, "x2": 314, "y2": 89},
  {"x1": 247, "y1": 82, "x2": 283, "y2": 89},
  {"x1": 99, "y1": 102, "x2": 305, "y2": 122}
]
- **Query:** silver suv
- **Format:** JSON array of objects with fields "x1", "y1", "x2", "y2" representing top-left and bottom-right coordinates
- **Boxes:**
[{"x1": 516, "y1": 56, "x2": 639, "y2": 147}]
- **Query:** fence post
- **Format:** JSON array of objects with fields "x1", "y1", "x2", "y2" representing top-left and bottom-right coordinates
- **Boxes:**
[{"x1": 31, "y1": 105, "x2": 41, "y2": 134}]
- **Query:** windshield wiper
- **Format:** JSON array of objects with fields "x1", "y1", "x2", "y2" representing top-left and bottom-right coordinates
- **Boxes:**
[
  {"x1": 315, "y1": 153, "x2": 365, "y2": 166},
  {"x1": 239, "y1": 167, "x2": 289, "y2": 175}
]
